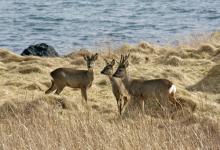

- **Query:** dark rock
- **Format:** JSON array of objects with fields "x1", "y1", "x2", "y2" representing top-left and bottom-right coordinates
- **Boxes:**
[{"x1": 21, "y1": 43, "x2": 59, "y2": 57}]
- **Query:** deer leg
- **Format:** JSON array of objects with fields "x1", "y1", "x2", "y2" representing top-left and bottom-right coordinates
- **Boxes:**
[
  {"x1": 169, "y1": 93, "x2": 183, "y2": 110},
  {"x1": 118, "y1": 101, "x2": 122, "y2": 115},
  {"x1": 55, "y1": 86, "x2": 64, "y2": 95},
  {"x1": 169, "y1": 93, "x2": 177, "y2": 105},
  {"x1": 81, "y1": 88, "x2": 88, "y2": 103},
  {"x1": 140, "y1": 99, "x2": 145, "y2": 113},
  {"x1": 45, "y1": 80, "x2": 56, "y2": 94},
  {"x1": 123, "y1": 96, "x2": 129, "y2": 107},
  {"x1": 116, "y1": 98, "x2": 122, "y2": 115},
  {"x1": 121, "y1": 96, "x2": 129, "y2": 115}
]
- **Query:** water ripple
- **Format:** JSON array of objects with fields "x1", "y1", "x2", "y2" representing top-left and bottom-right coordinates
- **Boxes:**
[{"x1": 0, "y1": 0, "x2": 219, "y2": 54}]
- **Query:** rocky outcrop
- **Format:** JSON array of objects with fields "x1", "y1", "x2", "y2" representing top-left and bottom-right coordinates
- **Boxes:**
[{"x1": 21, "y1": 43, "x2": 59, "y2": 57}]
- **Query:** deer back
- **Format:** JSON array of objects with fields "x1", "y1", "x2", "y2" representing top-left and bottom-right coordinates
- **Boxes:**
[
  {"x1": 51, "y1": 68, "x2": 94, "y2": 88},
  {"x1": 128, "y1": 79, "x2": 172, "y2": 98}
]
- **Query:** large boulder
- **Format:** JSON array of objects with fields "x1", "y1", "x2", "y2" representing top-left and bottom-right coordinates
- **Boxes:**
[{"x1": 21, "y1": 43, "x2": 59, "y2": 57}]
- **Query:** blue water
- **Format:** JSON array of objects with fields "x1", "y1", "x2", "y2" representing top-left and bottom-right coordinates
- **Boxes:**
[{"x1": 0, "y1": 0, "x2": 220, "y2": 54}]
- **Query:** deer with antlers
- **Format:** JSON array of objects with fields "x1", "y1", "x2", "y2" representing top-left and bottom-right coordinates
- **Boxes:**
[{"x1": 113, "y1": 54, "x2": 177, "y2": 113}]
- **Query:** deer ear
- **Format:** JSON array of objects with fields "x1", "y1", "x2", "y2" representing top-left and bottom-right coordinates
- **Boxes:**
[
  {"x1": 104, "y1": 59, "x2": 108, "y2": 65},
  {"x1": 111, "y1": 59, "x2": 115, "y2": 66},
  {"x1": 93, "y1": 53, "x2": 98, "y2": 60}
]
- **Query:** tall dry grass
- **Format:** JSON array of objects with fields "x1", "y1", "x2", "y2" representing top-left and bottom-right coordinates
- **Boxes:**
[
  {"x1": 0, "y1": 32, "x2": 220, "y2": 149},
  {"x1": 0, "y1": 105, "x2": 219, "y2": 150}
]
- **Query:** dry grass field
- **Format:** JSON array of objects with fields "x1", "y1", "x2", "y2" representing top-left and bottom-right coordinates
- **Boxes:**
[{"x1": 0, "y1": 32, "x2": 220, "y2": 149}]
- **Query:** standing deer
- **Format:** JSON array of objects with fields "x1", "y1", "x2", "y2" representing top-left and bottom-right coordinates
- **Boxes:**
[
  {"x1": 45, "y1": 53, "x2": 98, "y2": 103},
  {"x1": 101, "y1": 59, "x2": 130, "y2": 115},
  {"x1": 113, "y1": 54, "x2": 177, "y2": 113}
]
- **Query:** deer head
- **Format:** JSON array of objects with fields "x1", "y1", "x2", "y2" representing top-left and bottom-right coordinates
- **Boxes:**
[
  {"x1": 83, "y1": 53, "x2": 98, "y2": 69},
  {"x1": 113, "y1": 53, "x2": 130, "y2": 78},
  {"x1": 101, "y1": 59, "x2": 116, "y2": 75}
]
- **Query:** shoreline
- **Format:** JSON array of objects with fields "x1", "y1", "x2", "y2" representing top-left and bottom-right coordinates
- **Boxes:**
[{"x1": 2, "y1": 31, "x2": 219, "y2": 56}]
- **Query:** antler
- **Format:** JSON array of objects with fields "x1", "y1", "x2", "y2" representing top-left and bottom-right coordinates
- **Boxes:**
[
  {"x1": 119, "y1": 54, "x2": 124, "y2": 64},
  {"x1": 124, "y1": 53, "x2": 130, "y2": 62},
  {"x1": 119, "y1": 53, "x2": 130, "y2": 64}
]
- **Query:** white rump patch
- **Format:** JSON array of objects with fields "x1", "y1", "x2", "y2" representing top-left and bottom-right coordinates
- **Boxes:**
[{"x1": 169, "y1": 84, "x2": 176, "y2": 94}]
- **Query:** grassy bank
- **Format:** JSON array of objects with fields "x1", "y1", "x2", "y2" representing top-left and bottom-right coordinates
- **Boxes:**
[{"x1": 0, "y1": 32, "x2": 220, "y2": 149}]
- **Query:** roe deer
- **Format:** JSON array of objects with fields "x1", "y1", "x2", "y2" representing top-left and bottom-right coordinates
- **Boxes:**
[
  {"x1": 101, "y1": 59, "x2": 130, "y2": 115},
  {"x1": 113, "y1": 54, "x2": 177, "y2": 113},
  {"x1": 45, "y1": 53, "x2": 98, "y2": 103}
]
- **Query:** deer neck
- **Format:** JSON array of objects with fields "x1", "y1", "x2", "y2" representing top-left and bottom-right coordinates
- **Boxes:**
[
  {"x1": 108, "y1": 75, "x2": 120, "y2": 90},
  {"x1": 108, "y1": 75, "x2": 117, "y2": 84},
  {"x1": 88, "y1": 68, "x2": 94, "y2": 81},
  {"x1": 122, "y1": 70, "x2": 130, "y2": 91},
  {"x1": 108, "y1": 75, "x2": 114, "y2": 81}
]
